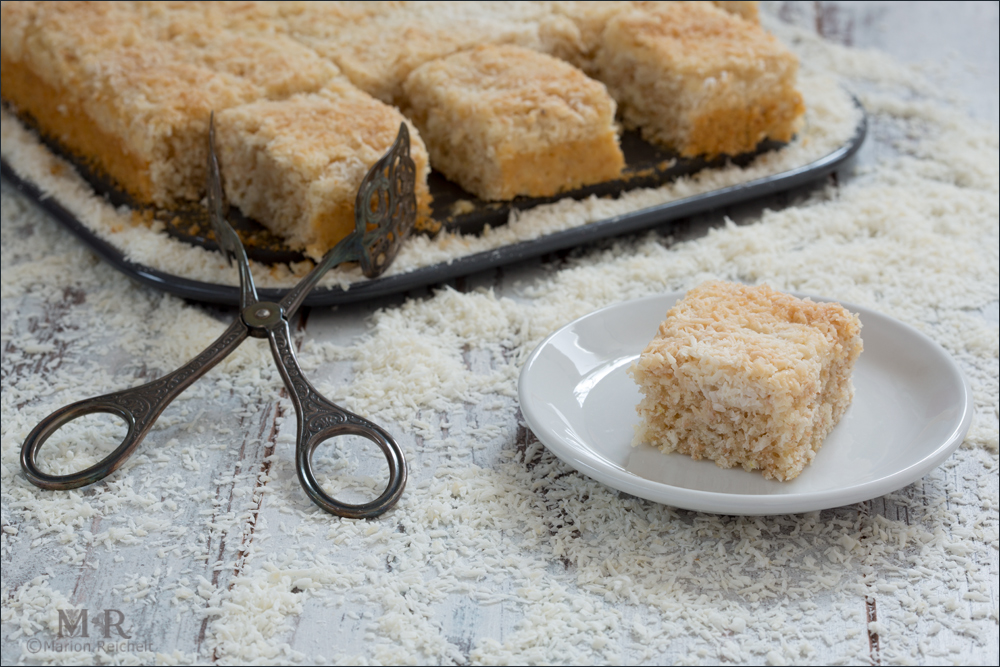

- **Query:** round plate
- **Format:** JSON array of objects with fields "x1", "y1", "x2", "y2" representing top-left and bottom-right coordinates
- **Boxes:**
[{"x1": 518, "y1": 292, "x2": 973, "y2": 515}]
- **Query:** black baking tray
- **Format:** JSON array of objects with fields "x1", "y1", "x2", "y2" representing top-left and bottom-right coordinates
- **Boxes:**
[{"x1": 1, "y1": 103, "x2": 865, "y2": 306}]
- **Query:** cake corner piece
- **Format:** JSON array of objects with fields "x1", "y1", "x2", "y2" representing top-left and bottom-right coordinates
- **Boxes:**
[{"x1": 630, "y1": 281, "x2": 863, "y2": 481}]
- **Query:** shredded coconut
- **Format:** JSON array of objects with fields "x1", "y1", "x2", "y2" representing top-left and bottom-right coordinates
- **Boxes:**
[{"x1": 2, "y1": 8, "x2": 997, "y2": 667}]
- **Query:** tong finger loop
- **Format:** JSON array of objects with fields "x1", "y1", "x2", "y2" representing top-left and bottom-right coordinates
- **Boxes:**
[
  {"x1": 297, "y1": 419, "x2": 407, "y2": 520},
  {"x1": 21, "y1": 318, "x2": 247, "y2": 490},
  {"x1": 21, "y1": 399, "x2": 139, "y2": 490},
  {"x1": 266, "y1": 320, "x2": 407, "y2": 518}
]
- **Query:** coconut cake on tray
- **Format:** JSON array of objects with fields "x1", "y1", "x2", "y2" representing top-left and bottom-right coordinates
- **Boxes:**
[
  {"x1": 2, "y1": 2, "x2": 997, "y2": 664},
  {"x1": 1, "y1": 1, "x2": 861, "y2": 302},
  {"x1": 0, "y1": 68, "x2": 862, "y2": 300}
]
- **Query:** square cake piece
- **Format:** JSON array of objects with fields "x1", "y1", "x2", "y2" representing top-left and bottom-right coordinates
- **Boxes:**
[
  {"x1": 2, "y1": 34, "x2": 255, "y2": 206},
  {"x1": 215, "y1": 80, "x2": 431, "y2": 261},
  {"x1": 594, "y1": 2, "x2": 804, "y2": 158},
  {"x1": 629, "y1": 281, "x2": 862, "y2": 481},
  {"x1": 402, "y1": 44, "x2": 624, "y2": 201}
]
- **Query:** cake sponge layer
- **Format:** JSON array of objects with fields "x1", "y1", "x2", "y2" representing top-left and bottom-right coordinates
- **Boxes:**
[{"x1": 630, "y1": 281, "x2": 862, "y2": 481}]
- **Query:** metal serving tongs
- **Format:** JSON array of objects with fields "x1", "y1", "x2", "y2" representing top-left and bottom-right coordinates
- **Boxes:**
[{"x1": 20, "y1": 117, "x2": 416, "y2": 518}]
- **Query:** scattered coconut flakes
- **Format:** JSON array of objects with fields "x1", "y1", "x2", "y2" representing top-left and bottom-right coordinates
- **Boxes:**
[{"x1": 2, "y1": 8, "x2": 998, "y2": 667}]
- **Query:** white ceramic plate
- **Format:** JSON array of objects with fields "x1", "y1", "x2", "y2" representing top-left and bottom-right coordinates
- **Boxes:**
[{"x1": 519, "y1": 292, "x2": 973, "y2": 515}]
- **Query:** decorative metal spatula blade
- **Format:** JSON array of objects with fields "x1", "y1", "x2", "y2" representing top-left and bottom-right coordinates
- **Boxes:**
[
  {"x1": 278, "y1": 123, "x2": 418, "y2": 315},
  {"x1": 355, "y1": 122, "x2": 417, "y2": 279}
]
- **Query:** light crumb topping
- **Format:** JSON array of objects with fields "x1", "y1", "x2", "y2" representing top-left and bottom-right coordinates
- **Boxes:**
[
  {"x1": 611, "y1": 2, "x2": 790, "y2": 77},
  {"x1": 216, "y1": 80, "x2": 432, "y2": 259},
  {"x1": 405, "y1": 44, "x2": 617, "y2": 145},
  {"x1": 647, "y1": 281, "x2": 860, "y2": 393}
]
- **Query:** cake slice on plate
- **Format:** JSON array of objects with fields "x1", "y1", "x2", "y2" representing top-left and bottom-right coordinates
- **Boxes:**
[{"x1": 630, "y1": 281, "x2": 862, "y2": 481}]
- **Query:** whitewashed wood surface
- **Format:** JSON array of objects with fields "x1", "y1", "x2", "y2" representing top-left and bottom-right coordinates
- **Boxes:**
[{"x1": 2, "y1": 2, "x2": 998, "y2": 665}]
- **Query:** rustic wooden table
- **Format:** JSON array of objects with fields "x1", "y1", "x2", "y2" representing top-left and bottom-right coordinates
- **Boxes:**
[{"x1": 2, "y1": 2, "x2": 997, "y2": 665}]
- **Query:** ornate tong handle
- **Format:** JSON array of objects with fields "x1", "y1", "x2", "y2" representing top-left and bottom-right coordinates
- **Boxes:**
[
  {"x1": 222, "y1": 124, "x2": 412, "y2": 518},
  {"x1": 21, "y1": 320, "x2": 248, "y2": 489},
  {"x1": 265, "y1": 318, "x2": 406, "y2": 519}
]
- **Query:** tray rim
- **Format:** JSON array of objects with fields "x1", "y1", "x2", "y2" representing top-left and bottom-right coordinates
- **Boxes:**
[{"x1": 0, "y1": 104, "x2": 866, "y2": 307}]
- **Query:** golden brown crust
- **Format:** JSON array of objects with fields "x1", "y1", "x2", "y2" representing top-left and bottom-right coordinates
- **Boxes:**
[{"x1": 403, "y1": 44, "x2": 623, "y2": 200}]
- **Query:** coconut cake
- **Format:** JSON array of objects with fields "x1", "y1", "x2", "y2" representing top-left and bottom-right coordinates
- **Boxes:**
[{"x1": 630, "y1": 281, "x2": 863, "y2": 481}]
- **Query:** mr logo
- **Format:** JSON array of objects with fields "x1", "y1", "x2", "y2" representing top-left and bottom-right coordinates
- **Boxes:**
[{"x1": 57, "y1": 609, "x2": 131, "y2": 639}]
